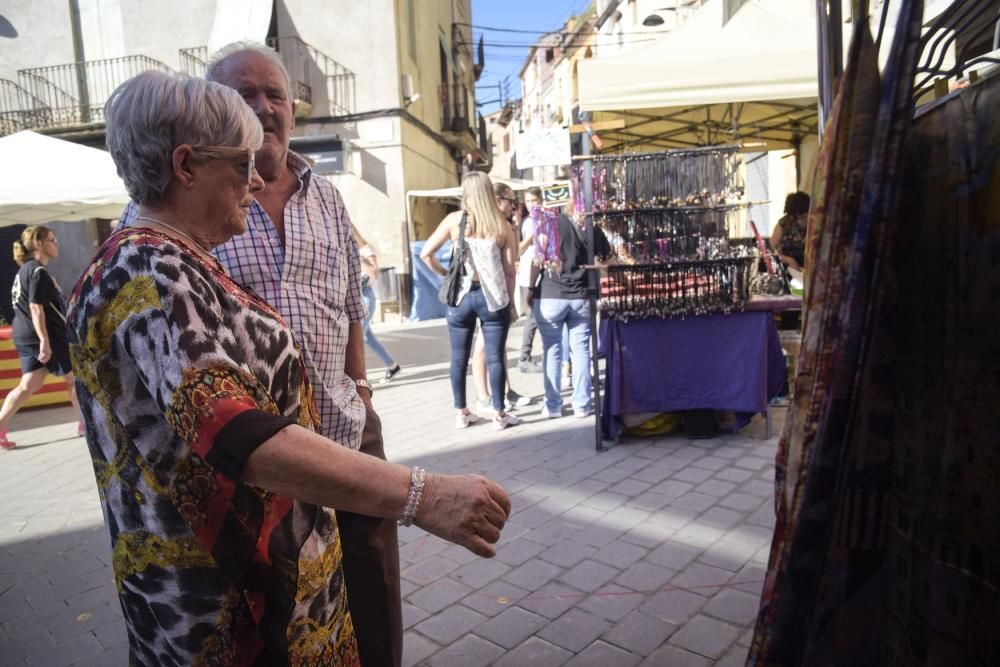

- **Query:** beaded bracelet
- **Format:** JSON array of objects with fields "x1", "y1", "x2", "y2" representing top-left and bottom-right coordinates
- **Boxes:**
[{"x1": 397, "y1": 466, "x2": 426, "y2": 527}]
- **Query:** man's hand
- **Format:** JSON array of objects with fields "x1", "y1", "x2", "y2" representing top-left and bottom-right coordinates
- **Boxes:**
[
  {"x1": 38, "y1": 339, "x2": 52, "y2": 364},
  {"x1": 345, "y1": 322, "x2": 370, "y2": 408},
  {"x1": 415, "y1": 474, "x2": 511, "y2": 558},
  {"x1": 525, "y1": 289, "x2": 535, "y2": 309},
  {"x1": 356, "y1": 383, "x2": 375, "y2": 412}
]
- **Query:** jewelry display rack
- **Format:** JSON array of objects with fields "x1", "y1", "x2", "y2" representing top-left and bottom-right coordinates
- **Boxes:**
[{"x1": 570, "y1": 144, "x2": 754, "y2": 321}]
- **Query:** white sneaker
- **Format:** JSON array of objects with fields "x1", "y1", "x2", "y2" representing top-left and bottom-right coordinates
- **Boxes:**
[
  {"x1": 493, "y1": 413, "x2": 521, "y2": 430},
  {"x1": 455, "y1": 412, "x2": 482, "y2": 429},
  {"x1": 573, "y1": 408, "x2": 594, "y2": 419},
  {"x1": 540, "y1": 405, "x2": 562, "y2": 419}
]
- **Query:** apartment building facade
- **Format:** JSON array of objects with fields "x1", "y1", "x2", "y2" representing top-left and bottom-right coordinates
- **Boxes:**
[
  {"x1": 509, "y1": 8, "x2": 597, "y2": 184},
  {"x1": 484, "y1": 102, "x2": 519, "y2": 181},
  {"x1": 0, "y1": 0, "x2": 486, "y2": 296}
]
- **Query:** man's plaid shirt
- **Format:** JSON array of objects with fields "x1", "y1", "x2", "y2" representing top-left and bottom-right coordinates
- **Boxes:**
[{"x1": 121, "y1": 152, "x2": 367, "y2": 449}]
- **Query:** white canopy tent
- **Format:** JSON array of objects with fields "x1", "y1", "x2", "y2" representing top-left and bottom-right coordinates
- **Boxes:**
[
  {"x1": 405, "y1": 177, "x2": 566, "y2": 237},
  {"x1": 581, "y1": 0, "x2": 817, "y2": 112},
  {"x1": 406, "y1": 177, "x2": 560, "y2": 202},
  {"x1": 577, "y1": 0, "x2": 821, "y2": 152},
  {"x1": 0, "y1": 131, "x2": 129, "y2": 227}
]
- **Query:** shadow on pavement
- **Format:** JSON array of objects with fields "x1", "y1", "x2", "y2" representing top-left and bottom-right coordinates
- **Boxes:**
[
  {"x1": 0, "y1": 524, "x2": 127, "y2": 666},
  {"x1": 0, "y1": 436, "x2": 80, "y2": 452}
]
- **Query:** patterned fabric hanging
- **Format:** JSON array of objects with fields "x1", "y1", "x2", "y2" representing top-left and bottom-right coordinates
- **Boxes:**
[
  {"x1": 530, "y1": 205, "x2": 561, "y2": 269},
  {"x1": 743, "y1": 2, "x2": 1000, "y2": 665}
]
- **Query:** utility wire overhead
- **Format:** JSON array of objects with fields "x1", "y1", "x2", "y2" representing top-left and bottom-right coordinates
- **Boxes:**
[
  {"x1": 458, "y1": 23, "x2": 566, "y2": 34},
  {"x1": 469, "y1": 37, "x2": 659, "y2": 49},
  {"x1": 464, "y1": 29, "x2": 668, "y2": 49},
  {"x1": 459, "y1": 22, "x2": 691, "y2": 37},
  {"x1": 471, "y1": 1, "x2": 598, "y2": 110}
]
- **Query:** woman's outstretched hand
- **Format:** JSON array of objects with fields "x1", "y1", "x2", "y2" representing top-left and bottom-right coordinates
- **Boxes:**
[{"x1": 415, "y1": 474, "x2": 511, "y2": 558}]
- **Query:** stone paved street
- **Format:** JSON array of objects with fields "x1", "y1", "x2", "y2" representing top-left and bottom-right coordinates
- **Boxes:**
[{"x1": 0, "y1": 318, "x2": 780, "y2": 666}]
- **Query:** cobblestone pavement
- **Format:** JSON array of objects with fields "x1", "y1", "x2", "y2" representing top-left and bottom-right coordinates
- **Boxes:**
[{"x1": 0, "y1": 318, "x2": 781, "y2": 666}]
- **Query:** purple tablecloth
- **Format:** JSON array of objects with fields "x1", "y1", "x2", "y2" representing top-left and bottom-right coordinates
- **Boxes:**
[{"x1": 600, "y1": 311, "x2": 786, "y2": 439}]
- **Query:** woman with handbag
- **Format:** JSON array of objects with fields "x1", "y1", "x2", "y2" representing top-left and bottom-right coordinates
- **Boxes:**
[{"x1": 420, "y1": 172, "x2": 520, "y2": 430}]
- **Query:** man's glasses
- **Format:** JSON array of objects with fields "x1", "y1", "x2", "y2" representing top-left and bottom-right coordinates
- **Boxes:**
[
  {"x1": 501, "y1": 196, "x2": 517, "y2": 205},
  {"x1": 191, "y1": 145, "x2": 256, "y2": 184}
]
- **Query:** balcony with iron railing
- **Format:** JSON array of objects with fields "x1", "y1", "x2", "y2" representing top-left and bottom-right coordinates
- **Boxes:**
[
  {"x1": 439, "y1": 81, "x2": 479, "y2": 149},
  {"x1": 267, "y1": 36, "x2": 354, "y2": 117},
  {"x1": 0, "y1": 39, "x2": 354, "y2": 136},
  {"x1": 16, "y1": 55, "x2": 173, "y2": 130},
  {"x1": 178, "y1": 37, "x2": 353, "y2": 118},
  {"x1": 0, "y1": 78, "x2": 52, "y2": 136},
  {"x1": 179, "y1": 46, "x2": 209, "y2": 77},
  {"x1": 179, "y1": 45, "x2": 313, "y2": 114}
]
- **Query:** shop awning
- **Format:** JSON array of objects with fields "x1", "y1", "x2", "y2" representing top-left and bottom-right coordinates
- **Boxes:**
[
  {"x1": 577, "y1": 0, "x2": 820, "y2": 151},
  {"x1": 0, "y1": 131, "x2": 129, "y2": 227}
]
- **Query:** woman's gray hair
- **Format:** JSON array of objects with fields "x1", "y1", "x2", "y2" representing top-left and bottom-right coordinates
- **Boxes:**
[
  {"x1": 104, "y1": 70, "x2": 263, "y2": 206},
  {"x1": 206, "y1": 41, "x2": 291, "y2": 97}
]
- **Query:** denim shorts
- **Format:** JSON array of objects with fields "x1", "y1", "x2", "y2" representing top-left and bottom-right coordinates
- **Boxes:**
[{"x1": 15, "y1": 339, "x2": 72, "y2": 376}]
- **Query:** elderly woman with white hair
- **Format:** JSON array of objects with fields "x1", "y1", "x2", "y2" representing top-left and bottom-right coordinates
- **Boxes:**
[{"x1": 68, "y1": 71, "x2": 510, "y2": 666}]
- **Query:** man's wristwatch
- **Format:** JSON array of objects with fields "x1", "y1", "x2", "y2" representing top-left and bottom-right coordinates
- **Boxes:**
[{"x1": 355, "y1": 378, "x2": 374, "y2": 396}]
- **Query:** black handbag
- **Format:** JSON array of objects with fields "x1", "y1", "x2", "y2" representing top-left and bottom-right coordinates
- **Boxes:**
[{"x1": 438, "y1": 213, "x2": 468, "y2": 307}]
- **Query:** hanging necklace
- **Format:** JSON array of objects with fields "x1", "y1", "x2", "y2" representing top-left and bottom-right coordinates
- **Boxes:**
[{"x1": 135, "y1": 215, "x2": 215, "y2": 253}]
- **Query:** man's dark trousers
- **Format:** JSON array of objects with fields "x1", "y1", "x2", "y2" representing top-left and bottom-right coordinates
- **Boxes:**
[{"x1": 335, "y1": 404, "x2": 402, "y2": 667}]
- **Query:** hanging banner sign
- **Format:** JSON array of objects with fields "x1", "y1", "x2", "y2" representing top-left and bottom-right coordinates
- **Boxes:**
[{"x1": 515, "y1": 127, "x2": 571, "y2": 170}]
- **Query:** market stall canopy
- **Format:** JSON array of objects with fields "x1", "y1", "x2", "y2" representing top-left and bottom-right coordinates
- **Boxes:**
[
  {"x1": 581, "y1": 0, "x2": 816, "y2": 111},
  {"x1": 0, "y1": 131, "x2": 129, "y2": 227},
  {"x1": 578, "y1": 0, "x2": 820, "y2": 151},
  {"x1": 406, "y1": 177, "x2": 562, "y2": 201}
]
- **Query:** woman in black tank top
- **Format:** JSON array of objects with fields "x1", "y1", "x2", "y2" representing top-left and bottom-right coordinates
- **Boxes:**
[{"x1": 0, "y1": 226, "x2": 82, "y2": 449}]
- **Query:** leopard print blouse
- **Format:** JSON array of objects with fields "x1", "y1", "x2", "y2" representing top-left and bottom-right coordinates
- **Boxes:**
[{"x1": 68, "y1": 228, "x2": 359, "y2": 666}]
